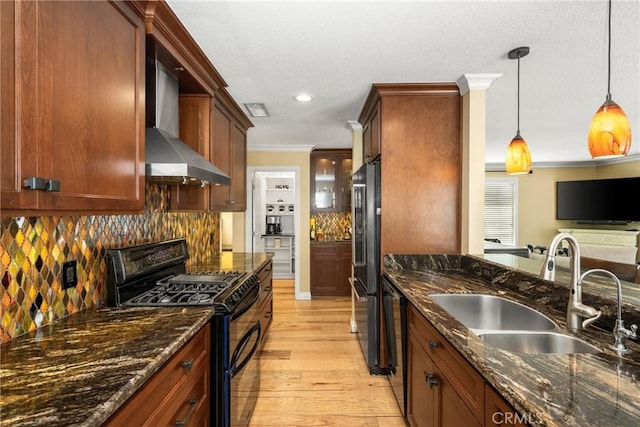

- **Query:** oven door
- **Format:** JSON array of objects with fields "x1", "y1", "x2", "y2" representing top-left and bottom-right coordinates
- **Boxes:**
[{"x1": 226, "y1": 287, "x2": 261, "y2": 427}]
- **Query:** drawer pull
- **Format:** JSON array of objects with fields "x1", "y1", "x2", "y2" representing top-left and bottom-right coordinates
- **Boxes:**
[
  {"x1": 175, "y1": 399, "x2": 198, "y2": 426},
  {"x1": 428, "y1": 340, "x2": 439, "y2": 351},
  {"x1": 424, "y1": 372, "x2": 439, "y2": 389},
  {"x1": 182, "y1": 360, "x2": 194, "y2": 372}
]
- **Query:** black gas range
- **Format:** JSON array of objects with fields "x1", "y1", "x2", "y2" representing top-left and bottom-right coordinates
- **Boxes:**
[
  {"x1": 106, "y1": 238, "x2": 262, "y2": 427},
  {"x1": 106, "y1": 238, "x2": 257, "y2": 312}
]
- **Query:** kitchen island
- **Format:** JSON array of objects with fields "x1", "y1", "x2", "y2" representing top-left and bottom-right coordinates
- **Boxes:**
[
  {"x1": 383, "y1": 254, "x2": 640, "y2": 426},
  {"x1": 0, "y1": 252, "x2": 273, "y2": 426}
]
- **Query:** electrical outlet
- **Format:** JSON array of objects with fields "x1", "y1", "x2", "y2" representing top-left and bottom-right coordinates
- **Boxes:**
[{"x1": 62, "y1": 260, "x2": 78, "y2": 289}]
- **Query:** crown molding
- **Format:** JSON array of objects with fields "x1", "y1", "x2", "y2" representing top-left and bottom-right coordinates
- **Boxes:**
[
  {"x1": 248, "y1": 144, "x2": 315, "y2": 153},
  {"x1": 456, "y1": 73, "x2": 503, "y2": 95},
  {"x1": 485, "y1": 153, "x2": 640, "y2": 172}
]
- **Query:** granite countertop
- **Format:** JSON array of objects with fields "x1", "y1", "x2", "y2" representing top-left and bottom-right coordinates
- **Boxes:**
[
  {"x1": 0, "y1": 252, "x2": 273, "y2": 426},
  {"x1": 0, "y1": 307, "x2": 214, "y2": 426},
  {"x1": 384, "y1": 254, "x2": 640, "y2": 427},
  {"x1": 188, "y1": 251, "x2": 273, "y2": 273},
  {"x1": 311, "y1": 239, "x2": 352, "y2": 245}
]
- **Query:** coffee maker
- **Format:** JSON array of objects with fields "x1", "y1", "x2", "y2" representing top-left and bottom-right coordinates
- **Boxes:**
[{"x1": 266, "y1": 216, "x2": 279, "y2": 234}]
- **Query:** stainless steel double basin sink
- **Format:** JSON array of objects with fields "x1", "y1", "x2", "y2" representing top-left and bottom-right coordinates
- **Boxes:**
[{"x1": 429, "y1": 293, "x2": 600, "y2": 354}]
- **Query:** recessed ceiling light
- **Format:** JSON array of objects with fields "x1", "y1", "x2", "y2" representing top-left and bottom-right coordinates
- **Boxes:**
[
  {"x1": 243, "y1": 103, "x2": 269, "y2": 117},
  {"x1": 294, "y1": 93, "x2": 313, "y2": 102}
]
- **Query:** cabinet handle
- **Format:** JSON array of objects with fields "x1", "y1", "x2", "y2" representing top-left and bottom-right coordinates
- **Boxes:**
[
  {"x1": 428, "y1": 340, "x2": 439, "y2": 351},
  {"x1": 175, "y1": 399, "x2": 198, "y2": 426},
  {"x1": 182, "y1": 359, "x2": 194, "y2": 372},
  {"x1": 24, "y1": 177, "x2": 47, "y2": 190},
  {"x1": 228, "y1": 199, "x2": 236, "y2": 204},
  {"x1": 46, "y1": 179, "x2": 60, "y2": 192},
  {"x1": 23, "y1": 177, "x2": 61, "y2": 192},
  {"x1": 424, "y1": 372, "x2": 439, "y2": 389}
]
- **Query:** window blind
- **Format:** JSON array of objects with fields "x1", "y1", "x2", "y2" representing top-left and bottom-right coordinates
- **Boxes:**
[{"x1": 484, "y1": 178, "x2": 518, "y2": 246}]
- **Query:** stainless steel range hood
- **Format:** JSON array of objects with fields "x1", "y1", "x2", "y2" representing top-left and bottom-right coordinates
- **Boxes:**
[{"x1": 145, "y1": 60, "x2": 230, "y2": 186}]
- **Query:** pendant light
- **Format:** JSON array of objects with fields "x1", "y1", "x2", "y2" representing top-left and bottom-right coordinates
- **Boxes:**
[
  {"x1": 505, "y1": 46, "x2": 532, "y2": 175},
  {"x1": 587, "y1": 0, "x2": 631, "y2": 159}
]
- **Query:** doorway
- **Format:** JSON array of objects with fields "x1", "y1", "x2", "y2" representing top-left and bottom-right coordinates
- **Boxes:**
[{"x1": 246, "y1": 166, "x2": 301, "y2": 299}]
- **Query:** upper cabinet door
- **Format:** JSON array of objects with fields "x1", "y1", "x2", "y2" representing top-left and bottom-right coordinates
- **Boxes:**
[
  {"x1": 171, "y1": 95, "x2": 211, "y2": 211},
  {"x1": 310, "y1": 149, "x2": 352, "y2": 212},
  {"x1": 210, "y1": 90, "x2": 250, "y2": 212},
  {"x1": 1, "y1": 1, "x2": 145, "y2": 214}
]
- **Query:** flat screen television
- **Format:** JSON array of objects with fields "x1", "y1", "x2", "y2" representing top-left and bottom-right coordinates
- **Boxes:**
[{"x1": 556, "y1": 177, "x2": 640, "y2": 223}]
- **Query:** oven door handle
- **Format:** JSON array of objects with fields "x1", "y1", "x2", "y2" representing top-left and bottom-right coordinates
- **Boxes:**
[
  {"x1": 230, "y1": 322, "x2": 261, "y2": 376},
  {"x1": 230, "y1": 284, "x2": 261, "y2": 320},
  {"x1": 349, "y1": 277, "x2": 367, "y2": 302}
]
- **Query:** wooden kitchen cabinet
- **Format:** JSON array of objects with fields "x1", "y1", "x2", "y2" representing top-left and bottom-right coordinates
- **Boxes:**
[
  {"x1": 485, "y1": 385, "x2": 527, "y2": 427},
  {"x1": 406, "y1": 303, "x2": 483, "y2": 427},
  {"x1": 310, "y1": 244, "x2": 352, "y2": 296},
  {"x1": 106, "y1": 323, "x2": 211, "y2": 426},
  {"x1": 170, "y1": 95, "x2": 211, "y2": 211},
  {"x1": 406, "y1": 304, "x2": 525, "y2": 427},
  {"x1": 210, "y1": 88, "x2": 253, "y2": 212},
  {"x1": 361, "y1": 100, "x2": 381, "y2": 162},
  {"x1": 1, "y1": 0, "x2": 145, "y2": 214},
  {"x1": 358, "y1": 83, "x2": 462, "y2": 257},
  {"x1": 310, "y1": 149, "x2": 353, "y2": 212},
  {"x1": 358, "y1": 84, "x2": 461, "y2": 371},
  {"x1": 257, "y1": 260, "x2": 274, "y2": 348}
]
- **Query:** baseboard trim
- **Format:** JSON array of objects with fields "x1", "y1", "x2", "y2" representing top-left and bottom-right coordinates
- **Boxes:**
[{"x1": 296, "y1": 291, "x2": 311, "y2": 300}]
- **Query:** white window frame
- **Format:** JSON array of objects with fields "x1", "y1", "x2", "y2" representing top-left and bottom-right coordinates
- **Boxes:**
[{"x1": 484, "y1": 177, "x2": 519, "y2": 246}]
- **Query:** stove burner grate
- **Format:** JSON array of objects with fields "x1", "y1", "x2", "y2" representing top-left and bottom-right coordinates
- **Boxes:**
[{"x1": 124, "y1": 271, "x2": 248, "y2": 307}]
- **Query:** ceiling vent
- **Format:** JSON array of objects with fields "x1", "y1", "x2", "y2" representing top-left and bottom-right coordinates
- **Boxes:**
[{"x1": 244, "y1": 103, "x2": 270, "y2": 117}]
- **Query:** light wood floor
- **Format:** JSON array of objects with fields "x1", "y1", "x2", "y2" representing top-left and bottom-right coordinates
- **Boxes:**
[{"x1": 249, "y1": 279, "x2": 405, "y2": 427}]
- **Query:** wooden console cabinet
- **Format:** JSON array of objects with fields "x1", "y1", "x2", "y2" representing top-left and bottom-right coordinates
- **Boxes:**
[
  {"x1": 406, "y1": 304, "x2": 523, "y2": 427},
  {"x1": 106, "y1": 323, "x2": 211, "y2": 426},
  {"x1": 310, "y1": 243, "x2": 352, "y2": 296}
]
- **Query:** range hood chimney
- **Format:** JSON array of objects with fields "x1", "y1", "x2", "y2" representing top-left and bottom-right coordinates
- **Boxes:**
[{"x1": 145, "y1": 58, "x2": 230, "y2": 186}]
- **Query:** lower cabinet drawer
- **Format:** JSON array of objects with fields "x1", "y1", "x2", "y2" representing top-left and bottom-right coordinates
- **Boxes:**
[
  {"x1": 105, "y1": 324, "x2": 211, "y2": 426},
  {"x1": 147, "y1": 355, "x2": 209, "y2": 426}
]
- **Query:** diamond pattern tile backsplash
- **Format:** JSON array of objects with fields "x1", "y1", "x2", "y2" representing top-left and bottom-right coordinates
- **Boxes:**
[
  {"x1": 311, "y1": 212, "x2": 352, "y2": 240},
  {"x1": 0, "y1": 184, "x2": 220, "y2": 343}
]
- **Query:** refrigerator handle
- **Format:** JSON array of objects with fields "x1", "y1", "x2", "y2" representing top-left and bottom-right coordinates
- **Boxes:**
[{"x1": 349, "y1": 277, "x2": 368, "y2": 302}]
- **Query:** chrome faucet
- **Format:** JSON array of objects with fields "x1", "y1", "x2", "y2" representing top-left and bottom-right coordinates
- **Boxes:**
[
  {"x1": 540, "y1": 233, "x2": 601, "y2": 331},
  {"x1": 580, "y1": 268, "x2": 638, "y2": 354}
]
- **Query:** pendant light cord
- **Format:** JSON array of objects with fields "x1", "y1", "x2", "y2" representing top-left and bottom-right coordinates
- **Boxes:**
[
  {"x1": 607, "y1": 0, "x2": 612, "y2": 100},
  {"x1": 517, "y1": 55, "x2": 521, "y2": 134}
]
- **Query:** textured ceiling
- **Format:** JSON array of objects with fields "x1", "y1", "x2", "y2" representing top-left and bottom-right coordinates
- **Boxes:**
[{"x1": 167, "y1": 0, "x2": 639, "y2": 165}]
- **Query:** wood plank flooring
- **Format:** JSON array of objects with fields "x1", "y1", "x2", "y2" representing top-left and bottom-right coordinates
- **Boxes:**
[{"x1": 249, "y1": 280, "x2": 405, "y2": 427}]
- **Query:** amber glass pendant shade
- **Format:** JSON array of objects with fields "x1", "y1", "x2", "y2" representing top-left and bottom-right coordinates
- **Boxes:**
[
  {"x1": 588, "y1": 97, "x2": 632, "y2": 159},
  {"x1": 506, "y1": 132, "x2": 531, "y2": 175}
]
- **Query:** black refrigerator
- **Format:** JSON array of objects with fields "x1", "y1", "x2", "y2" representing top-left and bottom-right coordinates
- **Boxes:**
[{"x1": 351, "y1": 161, "x2": 384, "y2": 374}]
